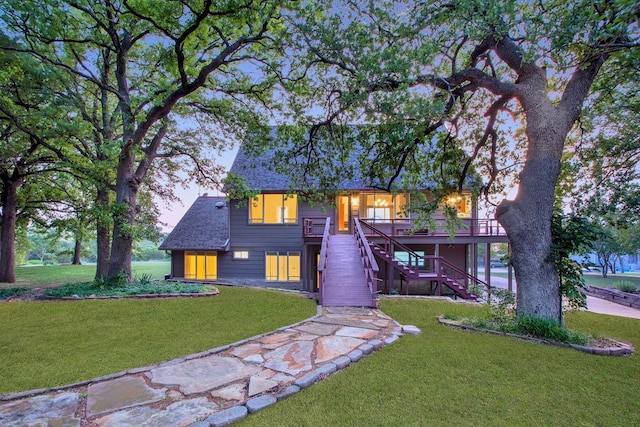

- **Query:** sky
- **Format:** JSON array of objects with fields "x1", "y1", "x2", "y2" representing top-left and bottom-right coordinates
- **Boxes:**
[{"x1": 157, "y1": 145, "x2": 239, "y2": 232}]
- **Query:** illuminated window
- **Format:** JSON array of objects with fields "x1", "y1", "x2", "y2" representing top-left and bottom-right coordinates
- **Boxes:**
[
  {"x1": 249, "y1": 194, "x2": 298, "y2": 224},
  {"x1": 265, "y1": 251, "x2": 300, "y2": 281},
  {"x1": 445, "y1": 193, "x2": 472, "y2": 218},
  {"x1": 233, "y1": 250, "x2": 249, "y2": 259},
  {"x1": 364, "y1": 193, "x2": 408, "y2": 222},
  {"x1": 184, "y1": 252, "x2": 217, "y2": 280}
]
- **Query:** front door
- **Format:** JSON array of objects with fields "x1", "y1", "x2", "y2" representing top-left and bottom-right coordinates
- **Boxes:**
[{"x1": 337, "y1": 195, "x2": 350, "y2": 233}]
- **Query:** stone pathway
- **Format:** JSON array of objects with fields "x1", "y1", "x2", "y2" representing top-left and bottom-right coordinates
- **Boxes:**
[{"x1": 0, "y1": 307, "x2": 404, "y2": 427}]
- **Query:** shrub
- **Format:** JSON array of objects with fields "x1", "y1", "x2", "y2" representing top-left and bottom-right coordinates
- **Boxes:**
[
  {"x1": 134, "y1": 273, "x2": 153, "y2": 287},
  {"x1": 469, "y1": 285, "x2": 516, "y2": 323},
  {"x1": 613, "y1": 280, "x2": 637, "y2": 293},
  {"x1": 43, "y1": 280, "x2": 215, "y2": 298},
  {"x1": 0, "y1": 288, "x2": 30, "y2": 300},
  {"x1": 94, "y1": 273, "x2": 128, "y2": 290},
  {"x1": 512, "y1": 315, "x2": 588, "y2": 345}
]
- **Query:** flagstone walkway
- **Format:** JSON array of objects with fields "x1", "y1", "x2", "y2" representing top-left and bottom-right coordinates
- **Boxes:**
[{"x1": 0, "y1": 306, "x2": 405, "y2": 427}]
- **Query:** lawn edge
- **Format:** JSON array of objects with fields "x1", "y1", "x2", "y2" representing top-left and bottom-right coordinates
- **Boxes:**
[
  {"x1": 0, "y1": 305, "x2": 324, "y2": 402},
  {"x1": 437, "y1": 315, "x2": 634, "y2": 356}
]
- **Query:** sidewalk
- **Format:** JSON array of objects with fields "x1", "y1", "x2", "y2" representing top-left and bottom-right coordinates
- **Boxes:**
[
  {"x1": 484, "y1": 274, "x2": 640, "y2": 319},
  {"x1": 585, "y1": 296, "x2": 640, "y2": 319},
  {"x1": 0, "y1": 306, "x2": 403, "y2": 427}
]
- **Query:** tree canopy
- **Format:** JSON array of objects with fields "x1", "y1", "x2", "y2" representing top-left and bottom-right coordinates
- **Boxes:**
[
  {"x1": 265, "y1": 0, "x2": 640, "y2": 322},
  {"x1": 0, "y1": 0, "x2": 292, "y2": 281}
]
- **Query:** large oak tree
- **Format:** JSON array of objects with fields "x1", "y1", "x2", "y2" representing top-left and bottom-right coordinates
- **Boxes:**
[
  {"x1": 277, "y1": 0, "x2": 639, "y2": 323},
  {"x1": 0, "y1": 0, "x2": 289, "y2": 281}
]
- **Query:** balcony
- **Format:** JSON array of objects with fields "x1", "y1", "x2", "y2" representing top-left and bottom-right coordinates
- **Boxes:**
[{"x1": 303, "y1": 217, "x2": 506, "y2": 240}]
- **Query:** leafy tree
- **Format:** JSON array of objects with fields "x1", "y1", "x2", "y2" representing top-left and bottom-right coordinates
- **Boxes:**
[
  {"x1": 273, "y1": 0, "x2": 639, "y2": 323},
  {"x1": 0, "y1": 0, "x2": 291, "y2": 281},
  {"x1": 0, "y1": 45, "x2": 69, "y2": 282}
]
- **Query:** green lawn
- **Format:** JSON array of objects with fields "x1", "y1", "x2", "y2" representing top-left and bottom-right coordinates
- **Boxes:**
[
  {"x1": 0, "y1": 286, "x2": 316, "y2": 394},
  {"x1": 239, "y1": 299, "x2": 640, "y2": 427},
  {"x1": 488, "y1": 270, "x2": 640, "y2": 289},
  {"x1": 0, "y1": 261, "x2": 170, "y2": 289}
]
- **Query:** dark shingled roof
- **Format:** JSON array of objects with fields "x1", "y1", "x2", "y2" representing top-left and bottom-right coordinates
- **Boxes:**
[
  {"x1": 159, "y1": 196, "x2": 229, "y2": 251},
  {"x1": 228, "y1": 127, "x2": 482, "y2": 192},
  {"x1": 229, "y1": 143, "x2": 371, "y2": 191}
]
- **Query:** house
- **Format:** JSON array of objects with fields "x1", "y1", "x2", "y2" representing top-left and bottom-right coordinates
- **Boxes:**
[{"x1": 160, "y1": 142, "x2": 509, "y2": 305}]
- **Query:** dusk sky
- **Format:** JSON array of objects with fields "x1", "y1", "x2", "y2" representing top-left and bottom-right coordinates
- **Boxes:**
[{"x1": 158, "y1": 145, "x2": 239, "y2": 232}]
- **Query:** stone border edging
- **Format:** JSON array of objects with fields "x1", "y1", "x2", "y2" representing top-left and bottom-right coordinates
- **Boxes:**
[
  {"x1": 585, "y1": 286, "x2": 640, "y2": 309},
  {"x1": 0, "y1": 305, "x2": 326, "y2": 402},
  {"x1": 437, "y1": 315, "x2": 634, "y2": 356},
  {"x1": 39, "y1": 290, "x2": 221, "y2": 301}
]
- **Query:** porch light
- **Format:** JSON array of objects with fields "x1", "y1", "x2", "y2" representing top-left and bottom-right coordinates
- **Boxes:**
[{"x1": 351, "y1": 196, "x2": 359, "y2": 207}]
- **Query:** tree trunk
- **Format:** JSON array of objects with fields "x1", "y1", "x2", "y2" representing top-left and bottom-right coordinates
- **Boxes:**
[
  {"x1": 0, "y1": 180, "x2": 19, "y2": 283},
  {"x1": 106, "y1": 146, "x2": 138, "y2": 282},
  {"x1": 72, "y1": 238, "x2": 82, "y2": 265},
  {"x1": 497, "y1": 158, "x2": 563, "y2": 324},
  {"x1": 94, "y1": 187, "x2": 111, "y2": 280},
  {"x1": 495, "y1": 64, "x2": 567, "y2": 324}
]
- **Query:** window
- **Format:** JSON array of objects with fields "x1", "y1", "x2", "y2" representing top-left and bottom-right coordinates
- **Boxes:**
[
  {"x1": 395, "y1": 251, "x2": 426, "y2": 268},
  {"x1": 184, "y1": 252, "x2": 217, "y2": 280},
  {"x1": 249, "y1": 194, "x2": 298, "y2": 224},
  {"x1": 233, "y1": 250, "x2": 249, "y2": 259},
  {"x1": 364, "y1": 193, "x2": 408, "y2": 222},
  {"x1": 445, "y1": 193, "x2": 472, "y2": 218},
  {"x1": 265, "y1": 251, "x2": 300, "y2": 281}
]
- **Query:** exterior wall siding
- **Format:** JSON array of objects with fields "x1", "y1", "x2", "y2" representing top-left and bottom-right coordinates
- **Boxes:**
[
  {"x1": 171, "y1": 250, "x2": 185, "y2": 278},
  {"x1": 217, "y1": 198, "x2": 333, "y2": 289}
]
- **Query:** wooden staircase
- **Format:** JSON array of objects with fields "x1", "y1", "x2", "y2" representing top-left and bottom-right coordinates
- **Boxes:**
[
  {"x1": 322, "y1": 235, "x2": 378, "y2": 307},
  {"x1": 359, "y1": 220, "x2": 488, "y2": 301}
]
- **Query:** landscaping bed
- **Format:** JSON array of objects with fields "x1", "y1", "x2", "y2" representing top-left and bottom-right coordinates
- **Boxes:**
[
  {"x1": 1, "y1": 279, "x2": 219, "y2": 301},
  {"x1": 438, "y1": 315, "x2": 634, "y2": 356},
  {"x1": 41, "y1": 280, "x2": 218, "y2": 299}
]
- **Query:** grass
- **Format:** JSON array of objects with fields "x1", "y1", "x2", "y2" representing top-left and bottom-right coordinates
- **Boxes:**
[
  {"x1": 0, "y1": 261, "x2": 170, "y2": 289},
  {"x1": 489, "y1": 270, "x2": 640, "y2": 290},
  {"x1": 238, "y1": 299, "x2": 640, "y2": 427},
  {"x1": 0, "y1": 286, "x2": 316, "y2": 394}
]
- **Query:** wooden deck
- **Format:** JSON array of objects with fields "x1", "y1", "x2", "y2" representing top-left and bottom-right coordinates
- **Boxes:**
[{"x1": 322, "y1": 235, "x2": 375, "y2": 307}]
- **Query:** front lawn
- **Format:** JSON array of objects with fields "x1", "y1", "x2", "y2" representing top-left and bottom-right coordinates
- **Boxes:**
[
  {"x1": 0, "y1": 286, "x2": 316, "y2": 394},
  {"x1": 239, "y1": 299, "x2": 640, "y2": 427},
  {"x1": 0, "y1": 261, "x2": 170, "y2": 289}
]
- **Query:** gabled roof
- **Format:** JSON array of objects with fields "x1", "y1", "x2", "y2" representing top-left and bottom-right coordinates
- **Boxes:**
[
  {"x1": 159, "y1": 196, "x2": 229, "y2": 251},
  {"x1": 228, "y1": 140, "x2": 372, "y2": 191},
  {"x1": 228, "y1": 126, "x2": 482, "y2": 193}
]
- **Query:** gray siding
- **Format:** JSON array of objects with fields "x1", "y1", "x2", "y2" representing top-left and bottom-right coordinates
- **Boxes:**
[
  {"x1": 218, "y1": 199, "x2": 333, "y2": 285},
  {"x1": 171, "y1": 250, "x2": 185, "y2": 278}
]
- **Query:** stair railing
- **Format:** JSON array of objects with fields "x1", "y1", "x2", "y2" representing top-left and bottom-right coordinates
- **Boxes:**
[
  {"x1": 317, "y1": 217, "x2": 331, "y2": 306},
  {"x1": 358, "y1": 219, "x2": 490, "y2": 298},
  {"x1": 354, "y1": 218, "x2": 380, "y2": 307}
]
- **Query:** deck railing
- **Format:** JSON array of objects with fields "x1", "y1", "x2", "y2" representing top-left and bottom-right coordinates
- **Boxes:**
[
  {"x1": 303, "y1": 217, "x2": 335, "y2": 238},
  {"x1": 358, "y1": 219, "x2": 490, "y2": 298},
  {"x1": 354, "y1": 218, "x2": 380, "y2": 308},
  {"x1": 360, "y1": 218, "x2": 506, "y2": 237},
  {"x1": 317, "y1": 217, "x2": 331, "y2": 306}
]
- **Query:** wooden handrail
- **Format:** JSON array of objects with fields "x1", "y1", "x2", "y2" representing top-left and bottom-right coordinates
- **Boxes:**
[
  {"x1": 360, "y1": 217, "x2": 506, "y2": 237},
  {"x1": 303, "y1": 217, "x2": 335, "y2": 237},
  {"x1": 317, "y1": 217, "x2": 331, "y2": 305},
  {"x1": 354, "y1": 218, "x2": 381, "y2": 307}
]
